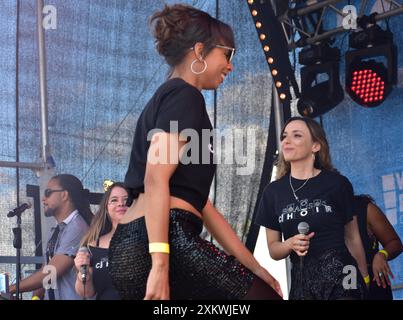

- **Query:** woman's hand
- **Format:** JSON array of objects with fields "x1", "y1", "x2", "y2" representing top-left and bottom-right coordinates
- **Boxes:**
[
  {"x1": 74, "y1": 249, "x2": 92, "y2": 281},
  {"x1": 144, "y1": 263, "x2": 170, "y2": 300},
  {"x1": 74, "y1": 250, "x2": 90, "y2": 271},
  {"x1": 286, "y1": 232, "x2": 315, "y2": 256},
  {"x1": 372, "y1": 252, "x2": 394, "y2": 288},
  {"x1": 254, "y1": 266, "x2": 283, "y2": 298}
]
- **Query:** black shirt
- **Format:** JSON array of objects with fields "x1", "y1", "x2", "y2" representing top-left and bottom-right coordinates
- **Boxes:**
[
  {"x1": 124, "y1": 78, "x2": 216, "y2": 212},
  {"x1": 255, "y1": 170, "x2": 354, "y2": 263},
  {"x1": 89, "y1": 246, "x2": 120, "y2": 300}
]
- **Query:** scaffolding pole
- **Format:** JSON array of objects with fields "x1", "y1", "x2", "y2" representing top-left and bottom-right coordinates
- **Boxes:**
[
  {"x1": 272, "y1": 84, "x2": 292, "y2": 296},
  {"x1": 36, "y1": 0, "x2": 55, "y2": 256},
  {"x1": 284, "y1": 0, "x2": 403, "y2": 47}
]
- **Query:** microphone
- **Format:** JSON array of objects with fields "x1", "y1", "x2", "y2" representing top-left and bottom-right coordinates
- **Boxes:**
[
  {"x1": 78, "y1": 246, "x2": 90, "y2": 285},
  {"x1": 297, "y1": 221, "x2": 310, "y2": 236},
  {"x1": 7, "y1": 202, "x2": 32, "y2": 218},
  {"x1": 297, "y1": 222, "x2": 310, "y2": 269}
]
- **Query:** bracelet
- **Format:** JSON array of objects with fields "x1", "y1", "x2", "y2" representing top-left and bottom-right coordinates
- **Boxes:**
[
  {"x1": 149, "y1": 242, "x2": 170, "y2": 254},
  {"x1": 364, "y1": 275, "x2": 370, "y2": 285},
  {"x1": 378, "y1": 249, "x2": 389, "y2": 260}
]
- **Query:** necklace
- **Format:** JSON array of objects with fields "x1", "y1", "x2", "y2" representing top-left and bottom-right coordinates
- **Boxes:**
[{"x1": 289, "y1": 174, "x2": 311, "y2": 201}]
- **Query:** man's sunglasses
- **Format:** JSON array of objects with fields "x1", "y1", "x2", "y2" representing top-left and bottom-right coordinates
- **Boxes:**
[{"x1": 44, "y1": 189, "x2": 65, "y2": 198}]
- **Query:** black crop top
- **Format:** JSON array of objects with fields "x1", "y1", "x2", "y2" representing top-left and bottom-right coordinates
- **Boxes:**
[
  {"x1": 89, "y1": 246, "x2": 120, "y2": 300},
  {"x1": 124, "y1": 78, "x2": 216, "y2": 212}
]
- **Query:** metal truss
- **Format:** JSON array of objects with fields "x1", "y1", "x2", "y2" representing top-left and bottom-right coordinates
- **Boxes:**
[{"x1": 275, "y1": 0, "x2": 403, "y2": 49}]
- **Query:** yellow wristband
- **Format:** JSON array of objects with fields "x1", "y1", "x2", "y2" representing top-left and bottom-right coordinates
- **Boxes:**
[
  {"x1": 378, "y1": 249, "x2": 389, "y2": 260},
  {"x1": 32, "y1": 296, "x2": 40, "y2": 300},
  {"x1": 364, "y1": 275, "x2": 370, "y2": 285},
  {"x1": 149, "y1": 242, "x2": 170, "y2": 254}
]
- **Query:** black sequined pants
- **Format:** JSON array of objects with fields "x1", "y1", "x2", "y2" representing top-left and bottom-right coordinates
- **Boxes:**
[
  {"x1": 108, "y1": 208, "x2": 255, "y2": 300},
  {"x1": 289, "y1": 248, "x2": 367, "y2": 300}
]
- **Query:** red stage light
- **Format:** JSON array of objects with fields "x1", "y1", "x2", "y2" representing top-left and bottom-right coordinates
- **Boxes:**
[{"x1": 346, "y1": 60, "x2": 392, "y2": 107}]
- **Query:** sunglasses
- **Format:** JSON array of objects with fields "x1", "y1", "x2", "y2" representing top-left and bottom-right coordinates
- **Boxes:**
[
  {"x1": 215, "y1": 44, "x2": 235, "y2": 63},
  {"x1": 189, "y1": 44, "x2": 236, "y2": 63},
  {"x1": 44, "y1": 189, "x2": 65, "y2": 198}
]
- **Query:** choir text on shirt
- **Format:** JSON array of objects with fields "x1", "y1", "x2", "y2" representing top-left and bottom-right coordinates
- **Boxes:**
[{"x1": 278, "y1": 199, "x2": 333, "y2": 223}]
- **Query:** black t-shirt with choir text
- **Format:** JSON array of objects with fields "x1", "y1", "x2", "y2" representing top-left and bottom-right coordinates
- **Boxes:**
[
  {"x1": 255, "y1": 170, "x2": 354, "y2": 264},
  {"x1": 124, "y1": 78, "x2": 216, "y2": 212}
]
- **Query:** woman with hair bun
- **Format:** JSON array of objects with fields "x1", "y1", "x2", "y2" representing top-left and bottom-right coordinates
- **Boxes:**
[{"x1": 108, "y1": 4, "x2": 282, "y2": 300}]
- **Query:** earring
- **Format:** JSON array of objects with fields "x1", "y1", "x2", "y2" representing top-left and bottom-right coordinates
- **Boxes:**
[{"x1": 191, "y1": 59, "x2": 207, "y2": 75}]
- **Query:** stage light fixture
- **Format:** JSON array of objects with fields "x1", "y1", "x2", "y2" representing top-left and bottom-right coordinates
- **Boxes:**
[
  {"x1": 297, "y1": 44, "x2": 344, "y2": 118},
  {"x1": 247, "y1": 0, "x2": 300, "y2": 105},
  {"x1": 345, "y1": 25, "x2": 397, "y2": 108}
]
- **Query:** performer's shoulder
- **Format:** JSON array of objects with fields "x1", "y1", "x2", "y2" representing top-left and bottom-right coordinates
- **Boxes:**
[
  {"x1": 262, "y1": 175, "x2": 288, "y2": 194},
  {"x1": 321, "y1": 169, "x2": 352, "y2": 186}
]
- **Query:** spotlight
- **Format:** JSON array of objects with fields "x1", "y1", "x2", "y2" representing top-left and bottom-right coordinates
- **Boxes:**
[
  {"x1": 345, "y1": 25, "x2": 397, "y2": 108},
  {"x1": 297, "y1": 44, "x2": 344, "y2": 118}
]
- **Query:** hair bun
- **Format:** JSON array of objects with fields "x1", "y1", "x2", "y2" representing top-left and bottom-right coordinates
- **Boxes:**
[
  {"x1": 150, "y1": 5, "x2": 191, "y2": 57},
  {"x1": 148, "y1": 4, "x2": 234, "y2": 71}
]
